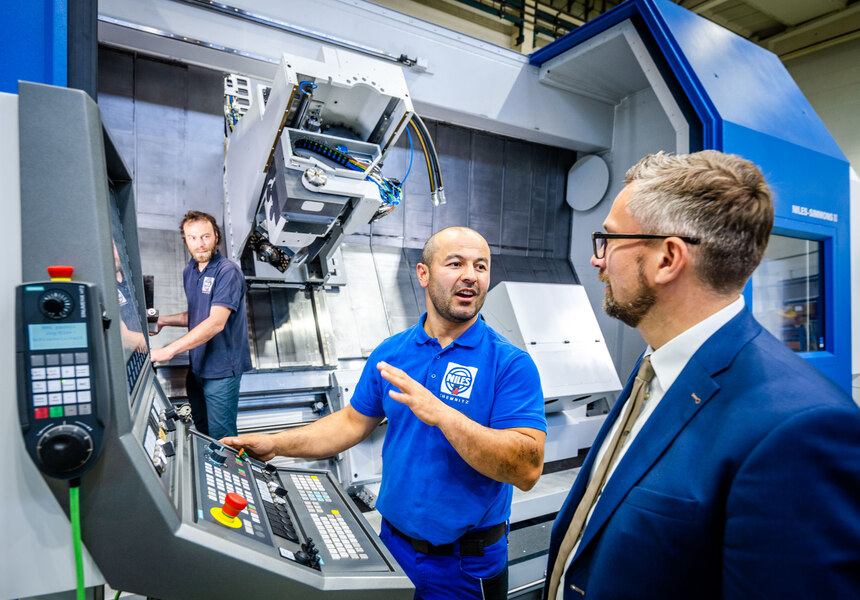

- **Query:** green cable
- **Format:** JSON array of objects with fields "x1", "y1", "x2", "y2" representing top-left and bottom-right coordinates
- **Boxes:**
[
  {"x1": 69, "y1": 481, "x2": 85, "y2": 600},
  {"x1": 70, "y1": 483, "x2": 125, "y2": 599}
]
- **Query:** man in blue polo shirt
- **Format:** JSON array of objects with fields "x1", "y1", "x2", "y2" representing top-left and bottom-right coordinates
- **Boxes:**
[
  {"x1": 151, "y1": 210, "x2": 252, "y2": 439},
  {"x1": 222, "y1": 226, "x2": 546, "y2": 599}
]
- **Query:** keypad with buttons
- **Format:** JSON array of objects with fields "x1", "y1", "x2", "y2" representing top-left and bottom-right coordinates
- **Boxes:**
[
  {"x1": 30, "y1": 352, "x2": 92, "y2": 419},
  {"x1": 194, "y1": 435, "x2": 272, "y2": 546},
  {"x1": 192, "y1": 432, "x2": 390, "y2": 575},
  {"x1": 292, "y1": 473, "x2": 368, "y2": 561}
]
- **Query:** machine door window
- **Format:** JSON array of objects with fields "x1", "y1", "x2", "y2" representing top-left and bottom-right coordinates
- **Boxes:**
[{"x1": 752, "y1": 235, "x2": 824, "y2": 353}]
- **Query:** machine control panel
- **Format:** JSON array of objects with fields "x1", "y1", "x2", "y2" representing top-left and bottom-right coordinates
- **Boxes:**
[
  {"x1": 195, "y1": 435, "x2": 275, "y2": 547},
  {"x1": 16, "y1": 282, "x2": 108, "y2": 479},
  {"x1": 194, "y1": 434, "x2": 392, "y2": 575}
]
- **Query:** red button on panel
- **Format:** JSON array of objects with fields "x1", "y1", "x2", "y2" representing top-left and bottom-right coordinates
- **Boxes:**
[
  {"x1": 47, "y1": 265, "x2": 74, "y2": 280},
  {"x1": 34, "y1": 407, "x2": 49, "y2": 419},
  {"x1": 222, "y1": 492, "x2": 248, "y2": 518}
]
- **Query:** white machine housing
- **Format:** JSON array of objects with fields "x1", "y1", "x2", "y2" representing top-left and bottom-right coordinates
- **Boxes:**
[{"x1": 482, "y1": 282, "x2": 622, "y2": 459}]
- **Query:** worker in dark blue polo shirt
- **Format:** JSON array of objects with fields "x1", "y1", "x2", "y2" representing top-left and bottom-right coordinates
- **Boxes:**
[
  {"x1": 150, "y1": 210, "x2": 252, "y2": 439},
  {"x1": 222, "y1": 226, "x2": 547, "y2": 600}
]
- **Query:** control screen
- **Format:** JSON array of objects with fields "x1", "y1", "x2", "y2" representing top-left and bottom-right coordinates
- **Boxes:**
[
  {"x1": 108, "y1": 186, "x2": 149, "y2": 397},
  {"x1": 28, "y1": 323, "x2": 88, "y2": 351}
]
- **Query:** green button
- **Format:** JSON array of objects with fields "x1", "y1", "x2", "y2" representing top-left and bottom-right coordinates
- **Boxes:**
[{"x1": 49, "y1": 406, "x2": 64, "y2": 418}]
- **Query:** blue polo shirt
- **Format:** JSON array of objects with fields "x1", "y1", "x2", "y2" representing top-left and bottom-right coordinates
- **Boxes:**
[
  {"x1": 183, "y1": 252, "x2": 252, "y2": 378},
  {"x1": 350, "y1": 314, "x2": 546, "y2": 545}
]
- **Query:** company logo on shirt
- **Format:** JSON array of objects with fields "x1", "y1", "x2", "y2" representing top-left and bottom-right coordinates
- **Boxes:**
[
  {"x1": 117, "y1": 288, "x2": 127, "y2": 306},
  {"x1": 201, "y1": 276, "x2": 215, "y2": 294},
  {"x1": 442, "y1": 362, "x2": 478, "y2": 400}
]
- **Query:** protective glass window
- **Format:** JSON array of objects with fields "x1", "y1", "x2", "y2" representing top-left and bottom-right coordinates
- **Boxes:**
[{"x1": 752, "y1": 235, "x2": 824, "y2": 353}]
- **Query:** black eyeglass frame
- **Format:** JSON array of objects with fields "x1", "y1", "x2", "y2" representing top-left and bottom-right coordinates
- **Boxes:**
[{"x1": 592, "y1": 232, "x2": 701, "y2": 259}]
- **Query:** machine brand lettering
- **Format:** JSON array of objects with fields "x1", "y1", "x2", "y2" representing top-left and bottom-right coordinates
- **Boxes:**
[
  {"x1": 441, "y1": 362, "x2": 478, "y2": 400},
  {"x1": 791, "y1": 204, "x2": 838, "y2": 222},
  {"x1": 79, "y1": 286, "x2": 87, "y2": 318},
  {"x1": 202, "y1": 276, "x2": 215, "y2": 294}
]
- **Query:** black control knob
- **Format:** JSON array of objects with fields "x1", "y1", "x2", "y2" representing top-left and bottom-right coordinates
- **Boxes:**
[
  {"x1": 44, "y1": 297, "x2": 64, "y2": 313},
  {"x1": 36, "y1": 424, "x2": 94, "y2": 476},
  {"x1": 39, "y1": 290, "x2": 74, "y2": 320},
  {"x1": 209, "y1": 450, "x2": 227, "y2": 466}
]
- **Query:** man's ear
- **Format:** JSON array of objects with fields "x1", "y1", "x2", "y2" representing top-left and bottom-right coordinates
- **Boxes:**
[
  {"x1": 653, "y1": 237, "x2": 690, "y2": 285},
  {"x1": 416, "y1": 262, "x2": 430, "y2": 289}
]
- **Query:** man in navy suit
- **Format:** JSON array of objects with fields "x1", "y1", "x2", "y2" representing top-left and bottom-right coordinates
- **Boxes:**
[{"x1": 545, "y1": 150, "x2": 860, "y2": 599}]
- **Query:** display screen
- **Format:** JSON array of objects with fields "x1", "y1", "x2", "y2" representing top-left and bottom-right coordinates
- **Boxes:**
[
  {"x1": 28, "y1": 323, "x2": 88, "y2": 351},
  {"x1": 109, "y1": 185, "x2": 149, "y2": 397},
  {"x1": 752, "y1": 234, "x2": 825, "y2": 353}
]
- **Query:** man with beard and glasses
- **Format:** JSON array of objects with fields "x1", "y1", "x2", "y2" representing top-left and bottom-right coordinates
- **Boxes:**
[
  {"x1": 222, "y1": 227, "x2": 546, "y2": 600},
  {"x1": 150, "y1": 210, "x2": 252, "y2": 439},
  {"x1": 545, "y1": 151, "x2": 860, "y2": 600}
]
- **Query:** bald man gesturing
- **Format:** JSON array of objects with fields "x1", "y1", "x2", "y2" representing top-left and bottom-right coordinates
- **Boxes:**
[{"x1": 223, "y1": 227, "x2": 546, "y2": 600}]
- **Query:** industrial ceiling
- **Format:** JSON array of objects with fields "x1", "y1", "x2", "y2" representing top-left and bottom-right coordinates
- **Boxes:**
[{"x1": 369, "y1": 0, "x2": 860, "y2": 60}]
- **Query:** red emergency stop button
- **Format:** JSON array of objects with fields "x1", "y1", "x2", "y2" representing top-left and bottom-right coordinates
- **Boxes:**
[
  {"x1": 47, "y1": 266, "x2": 74, "y2": 281},
  {"x1": 210, "y1": 491, "x2": 247, "y2": 528},
  {"x1": 222, "y1": 492, "x2": 248, "y2": 518}
]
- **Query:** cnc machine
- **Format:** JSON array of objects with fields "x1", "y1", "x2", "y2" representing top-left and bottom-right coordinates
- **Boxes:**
[{"x1": 10, "y1": 80, "x2": 413, "y2": 600}]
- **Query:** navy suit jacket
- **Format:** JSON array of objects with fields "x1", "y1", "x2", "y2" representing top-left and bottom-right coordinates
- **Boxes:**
[{"x1": 545, "y1": 309, "x2": 860, "y2": 599}]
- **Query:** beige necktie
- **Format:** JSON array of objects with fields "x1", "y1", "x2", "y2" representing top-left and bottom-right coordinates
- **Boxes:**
[{"x1": 547, "y1": 356, "x2": 655, "y2": 599}]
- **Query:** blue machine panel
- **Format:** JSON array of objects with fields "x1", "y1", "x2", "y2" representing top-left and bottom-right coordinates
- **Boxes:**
[
  {"x1": 532, "y1": 0, "x2": 851, "y2": 391},
  {"x1": 0, "y1": 0, "x2": 68, "y2": 93}
]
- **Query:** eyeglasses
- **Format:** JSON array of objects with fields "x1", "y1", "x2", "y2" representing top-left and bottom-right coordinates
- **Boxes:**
[{"x1": 591, "y1": 232, "x2": 701, "y2": 259}]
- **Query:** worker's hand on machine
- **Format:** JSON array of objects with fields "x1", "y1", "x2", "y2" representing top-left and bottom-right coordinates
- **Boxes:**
[
  {"x1": 220, "y1": 434, "x2": 277, "y2": 462},
  {"x1": 377, "y1": 361, "x2": 455, "y2": 428},
  {"x1": 149, "y1": 319, "x2": 165, "y2": 336},
  {"x1": 150, "y1": 346, "x2": 175, "y2": 363}
]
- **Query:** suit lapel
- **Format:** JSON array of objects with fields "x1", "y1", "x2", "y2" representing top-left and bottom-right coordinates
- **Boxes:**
[
  {"x1": 573, "y1": 310, "x2": 762, "y2": 560},
  {"x1": 569, "y1": 368, "x2": 638, "y2": 498},
  {"x1": 548, "y1": 364, "x2": 640, "y2": 560}
]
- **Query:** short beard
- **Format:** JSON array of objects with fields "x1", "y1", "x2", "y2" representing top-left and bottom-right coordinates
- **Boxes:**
[
  {"x1": 427, "y1": 283, "x2": 484, "y2": 323},
  {"x1": 601, "y1": 258, "x2": 656, "y2": 328},
  {"x1": 193, "y1": 249, "x2": 215, "y2": 263}
]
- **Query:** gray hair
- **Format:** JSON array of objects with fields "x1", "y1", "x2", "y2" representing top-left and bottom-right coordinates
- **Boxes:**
[{"x1": 624, "y1": 150, "x2": 773, "y2": 294}]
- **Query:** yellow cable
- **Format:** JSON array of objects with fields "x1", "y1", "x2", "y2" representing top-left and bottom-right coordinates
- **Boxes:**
[
  {"x1": 408, "y1": 120, "x2": 435, "y2": 190},
  {"x1": 413, "y1": 114, "x2": 443, "y2": 188}
]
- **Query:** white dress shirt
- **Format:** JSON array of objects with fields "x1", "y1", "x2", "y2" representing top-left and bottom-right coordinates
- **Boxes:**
[{"x1": 556, "y1": 296, "x2": 745, "y2": 599}]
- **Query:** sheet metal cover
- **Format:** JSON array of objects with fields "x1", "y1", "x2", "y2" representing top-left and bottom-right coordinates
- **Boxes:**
[{"x1": 482, "y1": 282, "x2": 621, "y2": 400}]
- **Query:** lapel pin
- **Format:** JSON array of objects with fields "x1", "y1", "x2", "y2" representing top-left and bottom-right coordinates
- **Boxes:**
[{"x1": 692, "y1": 393, "x2": 702, "y2": 404}]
